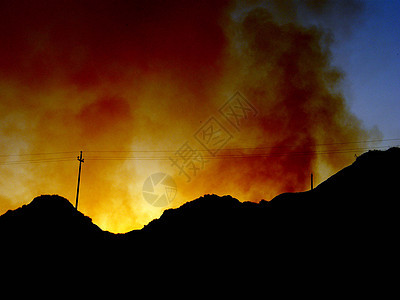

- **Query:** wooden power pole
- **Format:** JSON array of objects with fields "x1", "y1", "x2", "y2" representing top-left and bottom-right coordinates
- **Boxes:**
[
  {"x1": 311, "y1": 173, "x2": 314, "y2": 190},
  {"x1": 75, "y1": 151, "x2": 84, "y2": 210}
]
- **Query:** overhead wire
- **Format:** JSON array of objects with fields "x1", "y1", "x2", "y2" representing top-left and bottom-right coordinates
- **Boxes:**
[
  {"x1": 0, "y1": 157, "x2": 76, "y2": 166},
  {"x1": 0, "y1": 151, "x2": 78, "y2": 165},
  {"x1": 84, "y1": 145, "x2": 398, "y2": 161},
  {"x1": 0, "y1": 138, "x2": 398, "y2": 165},
  {"x1": 0, "y1": 151, "x2": 78, "y2": 158},
  {"x1": 83, "y1": 138, "x2": 400, "y2": 154},
  {"x1": 83, "y1": 138, "x2": 400, "y2": 161}
]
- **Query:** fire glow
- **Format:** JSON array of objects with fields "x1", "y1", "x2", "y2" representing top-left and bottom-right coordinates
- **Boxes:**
[{"x1": 0, "y1": 1, "x2": 381, "y2": 232}]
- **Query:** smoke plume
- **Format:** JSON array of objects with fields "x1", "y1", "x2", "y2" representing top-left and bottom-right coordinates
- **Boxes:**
[{"x1": 0, "y1": 0, "x2": 379, "y2": 232}]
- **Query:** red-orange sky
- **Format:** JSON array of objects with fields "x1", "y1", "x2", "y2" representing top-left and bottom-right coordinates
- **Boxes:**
[{"x1": 0, "y1": 0, "x2": 383, "y2": 232}]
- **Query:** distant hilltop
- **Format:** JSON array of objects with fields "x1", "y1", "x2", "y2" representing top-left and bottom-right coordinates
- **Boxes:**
[{"x1": 1, "y1": 147, "x2": 399, "y2": 258}]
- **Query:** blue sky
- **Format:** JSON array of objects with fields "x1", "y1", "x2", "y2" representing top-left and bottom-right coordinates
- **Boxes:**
[{"x1": 332, "y1": 0, "x2": 400, "y2": 139}]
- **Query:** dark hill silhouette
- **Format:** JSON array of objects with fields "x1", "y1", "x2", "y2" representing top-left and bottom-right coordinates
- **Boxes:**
[
  {"x1": 1, "y1": 148, "x2": 399, "y2": 258},
  {"x1": 2, "y1": 148, "x2": 398, "y2": 294},
  {"x1": 0, "y1": 194, "x2": 109, "y2": 247},
  {"x1": 133, "y1": 148, "x2": 399, "y2": 239}
]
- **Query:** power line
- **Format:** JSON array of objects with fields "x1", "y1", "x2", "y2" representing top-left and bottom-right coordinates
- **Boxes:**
[
  {"x1": 0, "y1": 138, "x2": 398, "y2": 157},
  {"x1": 0, "y1": 139, "x2": 398, "y2": 165},
  {"x1": 0, "y1": 157, "x2": 75, "y2": 165},
  {"x1": 84, "y1": 145, "x2": 398, "y2": 161},
  {"x1": 84, "y1": 138, "x2": 400, "y2": 154},
  {"x1": 0, "y1": 151, "x2": 78, "y2": 158}
]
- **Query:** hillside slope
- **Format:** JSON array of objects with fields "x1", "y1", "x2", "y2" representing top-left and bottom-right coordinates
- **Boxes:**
[
  {"x1": 135, "y1": 147, "x2": 399, "y2": 241},
  {"x1": 1, "y1": 148, "x2": 399, "y2": 252},
  {"x1": 0, "y1": 194, "x2": 107, "y2": 246}
]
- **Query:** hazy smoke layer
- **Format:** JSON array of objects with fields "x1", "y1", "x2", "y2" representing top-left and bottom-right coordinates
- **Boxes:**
[{"x1": 0, "y1": 0, "x2": 378, "y2": 232}]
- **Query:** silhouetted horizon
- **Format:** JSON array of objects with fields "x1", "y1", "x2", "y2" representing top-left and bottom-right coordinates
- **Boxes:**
[
  {"x1": 1, "y1": 147, "x2": 399, "y2": 239},
  {"x1": 1, "y1": 146, "x2": 399, "y2": 294}
]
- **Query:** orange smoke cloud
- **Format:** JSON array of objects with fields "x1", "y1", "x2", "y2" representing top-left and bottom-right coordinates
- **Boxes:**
[{"x1": 0, "y1": 0, "x2": 380, "y2": 232}]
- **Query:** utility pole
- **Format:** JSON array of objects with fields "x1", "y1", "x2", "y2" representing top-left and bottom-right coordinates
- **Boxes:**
[
  {"x1": 75, "y1": 151, "x2": 84, "y2": 210},
  {"x1": 311, "y1": 173, "x2": 314, "y2": 190}
]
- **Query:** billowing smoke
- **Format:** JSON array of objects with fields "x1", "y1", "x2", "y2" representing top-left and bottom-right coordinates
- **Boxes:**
[{"x1": 0, "y1": 0, "x2": 379, "y2": 232}]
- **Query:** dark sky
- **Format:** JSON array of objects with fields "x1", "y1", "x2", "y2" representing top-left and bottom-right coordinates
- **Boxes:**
[{"x1": 331, "y1": 0, "x2": 400, "y2": 139}]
